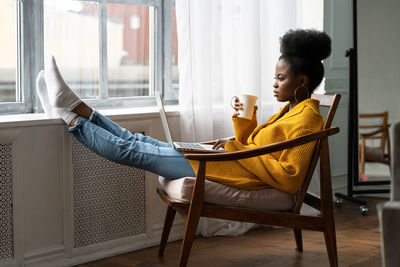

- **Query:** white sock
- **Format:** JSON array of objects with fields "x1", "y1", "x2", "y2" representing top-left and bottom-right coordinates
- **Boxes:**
[
  {"x1": 44, "y1": 55, "x2": 82, "y2": 111},
  {"x1": 55, "y1": 107, "x2": 78, "y2": 125},
  {"x1": 36, "y1": 70, "x2": 78, "y2": 124},
  {"x1": 36, "y1": 70, "x2": 56, "y2": 117}
]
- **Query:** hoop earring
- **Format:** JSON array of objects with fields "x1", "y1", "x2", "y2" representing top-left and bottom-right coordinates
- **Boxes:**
[{"x1": 294, "y1": 86, "x2": 310, "y2": 103}]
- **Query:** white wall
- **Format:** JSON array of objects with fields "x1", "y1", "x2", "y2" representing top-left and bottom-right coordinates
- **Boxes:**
[{"x1": 323, "y1": 0, "x2": 353, "y2": 192}]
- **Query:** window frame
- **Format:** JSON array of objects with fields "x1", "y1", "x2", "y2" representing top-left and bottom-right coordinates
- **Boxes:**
[{"x1": 0, "y1": 0, "x2": 176, "y2": 115}]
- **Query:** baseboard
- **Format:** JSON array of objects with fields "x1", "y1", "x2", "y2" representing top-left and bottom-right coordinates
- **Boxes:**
[
  {"x1": 65, "y1": 224, "x2": 185, "y2": 267},
  {"x1": 22, "y1": 223, "x2": 186, "y2": 267},
  {"x1": 332, "y1": 169, "x2": 347, "y2": 179},
  {"x1": 0, "y1": 259, "x2": 19, "y2": 267},
  {"x1": 332, "y1": 173, "x2": 348, "y2": 194},
  {"x1": 24, "y1": 245, "x2": 66, "y2": 267}
]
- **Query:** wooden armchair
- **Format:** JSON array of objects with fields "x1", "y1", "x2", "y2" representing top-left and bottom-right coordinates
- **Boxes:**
[
  {"x1": 157, "y1": 93, "x2": 341, "y2": 266},
  {"x1": 359, "y1": 112, "x2": 391, "y2": 174}
]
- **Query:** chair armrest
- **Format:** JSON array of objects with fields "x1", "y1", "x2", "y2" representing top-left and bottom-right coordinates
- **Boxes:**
[
  {"x1": 200, "y1": 136, "x2": 235, "y2": 145},
  {"x1": 360, "y1": 126, "x2": 390, "y2": 137},
  {"x1": 184, "y1": 127, "x2": 339, "y2": 162}
]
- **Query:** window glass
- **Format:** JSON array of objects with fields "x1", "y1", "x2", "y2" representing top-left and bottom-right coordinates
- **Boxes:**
[
  {"x1": 171, "y1": 7, "x2": 179, "y2": 100},
  {"x1": 44, "y1": 1, "x2": 100, "y2": 99},
  {"x1": 0, "y1": 0, "x2": 17, "y2": 102},
  {"x1": 107, "y1": 3, "x2": 150, "y2": 98}
]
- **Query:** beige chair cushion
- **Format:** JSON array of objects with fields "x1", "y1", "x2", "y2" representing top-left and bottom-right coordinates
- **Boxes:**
[
  {"x1": 158, "y1": 176, "x2": 298, "y2": 211},
  {"x1": 365, "y1": 146, "x2": 388, "y2": 163}
]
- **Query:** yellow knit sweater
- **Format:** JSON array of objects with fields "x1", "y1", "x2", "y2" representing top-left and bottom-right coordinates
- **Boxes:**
[{"x1": 188, "y1": 98, "x2": 324, "y2": 194}]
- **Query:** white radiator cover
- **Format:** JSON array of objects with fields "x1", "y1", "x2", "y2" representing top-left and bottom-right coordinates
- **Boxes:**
[
  {"x1": 0, "y1": 114, "x2": 183, "y2": 266},
  {"x1": 0, "y1": 143, "x2": 14, "y2": 260},
  {"x1": 72, "y1": 138, "x2": 146, "y2": 248}
]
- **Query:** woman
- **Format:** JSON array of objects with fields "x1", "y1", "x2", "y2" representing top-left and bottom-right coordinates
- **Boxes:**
[{"x1": 37, "y1": 29, "x2": 331, "y2": 194}]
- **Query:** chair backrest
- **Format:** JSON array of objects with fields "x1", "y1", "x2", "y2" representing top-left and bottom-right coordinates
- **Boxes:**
[
  {"x1": 311, "y1": 93, "x2": 341, "y2": 129},
  {"x1": 393, "y1": 122, "x2": 400, "y2": 201},
  {"x1": 359, "y1": 111, "x2": 389, "y2": 150},
  {"x1": 293, "y1": 94, "x2": 341, "y2": 213}
]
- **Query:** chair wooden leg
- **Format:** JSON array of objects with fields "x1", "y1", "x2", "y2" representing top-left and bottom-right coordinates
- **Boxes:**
[
  {"x1": 158, "y1": 205, "x2": 176, "y2": 257},
  {"x1": 323, "y1": 223, "x2": 338, "y2": 267},
  {"x1": 320, "y1": 138, "x2": 338, "y2": 266},
  {"x1": 360, "y1": 140, "x2": 365, "y2": 174},
  {"x1": 293, "y1": 228, "x2": 303, "y2": 252},
  {"x1": 178, "y1": 206, "x2": 202, "y2": 267}
]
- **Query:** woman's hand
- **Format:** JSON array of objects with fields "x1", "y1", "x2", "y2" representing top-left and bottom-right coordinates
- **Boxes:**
[
  {"x1": 232, "y1": 96, "x2": 243, "y2": 118},
  {"x1": 212, "y1": 138, "x2": 231, "y2": 150},
  {"x1": 232, "y1": 96, "x2": 258, "y2": 118}
]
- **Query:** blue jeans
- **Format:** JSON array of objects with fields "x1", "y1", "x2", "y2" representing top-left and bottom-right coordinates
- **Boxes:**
[{"x1": 68, "y1": 110, "x2": 196, "y2": 179}]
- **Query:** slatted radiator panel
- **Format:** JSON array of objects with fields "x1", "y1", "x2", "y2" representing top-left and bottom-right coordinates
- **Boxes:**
[
  {"x1": 72, "y1": 138, "x2": 146, "y2": 248},
  {"x1": 0, "y1": 143, "x2": 14, "y2": 260}
]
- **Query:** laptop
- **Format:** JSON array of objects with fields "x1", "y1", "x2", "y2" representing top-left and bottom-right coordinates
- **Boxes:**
[{"x1": 155, "y1": 92, "x2": 226, "y2": 153}]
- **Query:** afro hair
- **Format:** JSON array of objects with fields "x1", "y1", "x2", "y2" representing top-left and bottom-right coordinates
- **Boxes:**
[{"x1": 280, "y1": 29, "x2": 331, "y2": 61}]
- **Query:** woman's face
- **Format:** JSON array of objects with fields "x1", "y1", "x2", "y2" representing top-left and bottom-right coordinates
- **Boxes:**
[{"x1": 273, "y1": 59, "x2": 299, "y2": 103}]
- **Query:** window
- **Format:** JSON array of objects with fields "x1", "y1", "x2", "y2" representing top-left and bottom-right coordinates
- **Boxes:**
[
  {"x1": 0, "y1": 0, "x2": 178, "y2": 114},
  {"x1": 162, "y1": 0, "x2": 179, "y2": 103},
  {"x1": 167, "y1": 6, "x2": 179, "y2": 101},
  {"x1": 0, "y1": 0, "x2": 18, "y2": 104}
]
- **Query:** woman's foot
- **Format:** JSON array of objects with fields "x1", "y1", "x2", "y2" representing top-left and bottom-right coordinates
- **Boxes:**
[
  {"x1": 36, "y1": 69, "x2": 78, "y2": 125},
  {"x1": 44, "y1": 55, "x2": 82, "y2": 111},
  {"x1": 36, "y1": 70, "x2": 56, "y2": 117}
]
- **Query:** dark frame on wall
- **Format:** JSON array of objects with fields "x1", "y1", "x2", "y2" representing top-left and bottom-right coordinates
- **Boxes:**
[{"x1": 334, "y1": 0, "x2": 390, "y2": 215}]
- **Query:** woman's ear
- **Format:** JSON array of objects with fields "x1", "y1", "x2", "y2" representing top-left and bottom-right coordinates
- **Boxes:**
[{"x1": 297, "y1": 74, "x2": 310, "y2": 88}]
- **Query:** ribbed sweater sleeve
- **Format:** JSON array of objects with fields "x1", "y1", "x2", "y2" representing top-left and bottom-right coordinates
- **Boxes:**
[{"x1": 231, "y1": 113, "x2": 258, "y2": 145}]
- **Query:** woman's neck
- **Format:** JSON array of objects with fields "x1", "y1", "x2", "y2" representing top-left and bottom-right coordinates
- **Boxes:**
[{"x1": 288, "y1": 101, "x2": 299, "y2": 111}]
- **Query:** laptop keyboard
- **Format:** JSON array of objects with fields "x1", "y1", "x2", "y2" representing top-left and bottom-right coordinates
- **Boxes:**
[{"x1": 175, "y1": 142, "x2": 207, "y2": 150}]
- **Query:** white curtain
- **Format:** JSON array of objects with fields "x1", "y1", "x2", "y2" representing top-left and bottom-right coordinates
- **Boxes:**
[
  {"x1": 176, "y1": 0, "x2": 324, "y2": 142},
  {"x1": 175, "y1": 0, "x2": 323, "y2": 235}
]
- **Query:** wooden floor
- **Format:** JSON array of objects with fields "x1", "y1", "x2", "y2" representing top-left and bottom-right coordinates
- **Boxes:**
[{"x1": 75, "y1": 197, "x2": 386, "y2": 267}]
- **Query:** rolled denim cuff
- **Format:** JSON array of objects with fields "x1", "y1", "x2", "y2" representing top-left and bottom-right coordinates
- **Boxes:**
[
  {"x1": 88, "y1": 109, "x2": 98, "y2": 122},
  {"x1": 68, "y1": 110, "x2": 98, "y2": 133},
  {"x1": 67, "y1": 117, "x2": 86, "y2": 132}
]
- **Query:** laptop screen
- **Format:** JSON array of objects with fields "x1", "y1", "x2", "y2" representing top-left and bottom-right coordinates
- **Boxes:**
[{"x1": 155, "y1": 92, "x2": 175, "y2": 148}]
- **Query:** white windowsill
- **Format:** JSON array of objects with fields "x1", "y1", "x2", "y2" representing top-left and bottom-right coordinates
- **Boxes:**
[{"x1": 0, "y1": 105, "x2": 180, "y2": 129}]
